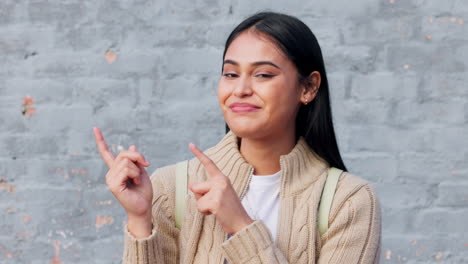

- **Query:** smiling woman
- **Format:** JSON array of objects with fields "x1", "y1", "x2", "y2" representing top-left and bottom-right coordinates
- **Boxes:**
[
  {"x1": 219, "y1": 31, "x2": 310, "y2": 148},
  {"x1": 95, "y1": 11, "x2": 381, "y2": 264}
]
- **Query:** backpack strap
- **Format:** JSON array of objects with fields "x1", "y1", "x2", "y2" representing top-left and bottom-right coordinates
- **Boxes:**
[
  {"x1": 318, "y1": 167, "x2": 343, "y2": 236},
  {"x1": 175, "y1": 160, "x2": 188, "y2": 229}
]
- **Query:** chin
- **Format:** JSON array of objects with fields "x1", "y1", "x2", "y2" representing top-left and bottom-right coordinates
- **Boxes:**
[{"x1": 226, "y1": 121, "x2": 268, "y2": 140}]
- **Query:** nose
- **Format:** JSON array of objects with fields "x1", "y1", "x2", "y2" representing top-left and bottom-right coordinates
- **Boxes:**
[{"x1": 233, "y1": 76, "x2": 253, "y2": 98}]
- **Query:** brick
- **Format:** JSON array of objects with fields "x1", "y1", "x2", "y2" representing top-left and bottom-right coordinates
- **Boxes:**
[
  {"x1": 0, "y1": 108, "x2": 29, "y2": 134},
  {"x1": 343, "y1": 153, "x2": 398, "y2": 183},
  {"x1": 381, "y1": 208, "x2": 416, "y2": 234},
  {"x1": 298, "y1": 17, "x2": 342, "y2": 47},
  {"x1": 138, "y1": 0, "x2": 229, "y2": 24},
  {"x1": 420, "y1": 15, "x2": 468, "y2": 42},
  {"x1": 155, "y1": 75, "x2": 218, "y2": 104},
  {"x1": 373, "y1": 182, "x2": 434, "y2": 209},
  {"x1": 431, "y1": 127, "x2": 468, "y2": 155},
  {"x1": 398, "y1": 150, "x2": 466, "y2": 184},
  {"x1": 381, "y1": 234, "x2": 468, "y2": 263},
  {"x1": 2, "y1": 78, "x2": 74, "y2": 106},
  {"x1": 27, "y1": 1, "x2": 87, "y2": 26},
  {"x1": 54, "y1": 23, "x2": 111, "y2": 52},
  {"x1": 0, "y1": 1, "x2": 19, "y2": 25},
  {"x1": 340, "y1": 16, "x2": 422, "y2": 45},
  {"x1": 347, "y1": 126, "x2": 432, "y2": 153},
  {"x1": 436, "y1": 182, "x2": 468, "y2": 207},
  {"x1": 0, "y1": 25, "x2": 55, "y2": 55},
  {"x1": 387, "y1": 44, "x2": 466, "y2": 73},
  {"x1": 415, "y1": 208, "x2": 468, "y2": 234},
  {"x1": 233, "y1": 0, "x2": 379, "y2": 18},
  {"x1": 350, "y1": 72, "x2": 419, "y2": 100},
  {"x1": 417, "y1": 1, "x2": 468, "y2": 14},
  {"x1": 418, "y1": 73, "x2": 468, "y2": 100},
  {"x1": 390, "y1": 99, "x2": 465, "y2": 126},
  {"x1": 122, "y1": 23, "x2": 235, "y2": 50},
  {"x1": 160, "y1": 47, "x2": 221, "y2": 76},
  {"x1": 324, "y1": 45, "x2": 377, "y2": 73},
  {"x1": 92, "y1": 235, "x2": 125, "y2": 263},
  {"x1": 19, "y1": 158, "x2": 106, "y2": 187},
  {"x1": 327, "y1": 72, "x2": 350, "y2": 102},
  {"x1": 336, "y1": 99, "x2": 392, "y2": 125}
]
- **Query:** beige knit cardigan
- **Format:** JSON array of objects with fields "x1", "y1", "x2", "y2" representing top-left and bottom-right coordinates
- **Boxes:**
[{"x1": 122, "y1": 131, "x2": 382, "y2": 263}]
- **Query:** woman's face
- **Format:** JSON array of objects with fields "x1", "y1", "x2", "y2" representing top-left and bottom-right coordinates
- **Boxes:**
[{"x1": 218, "y1": 30, "x2": 306, "y2": 139}]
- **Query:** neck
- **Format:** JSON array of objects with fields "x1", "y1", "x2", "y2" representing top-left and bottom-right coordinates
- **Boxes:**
[{"x1": 238, "y1": 131, "x2": 297, "y2": 175}]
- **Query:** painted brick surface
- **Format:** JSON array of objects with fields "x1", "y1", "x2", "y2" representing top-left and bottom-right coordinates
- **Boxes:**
[{"x1": 0, "y1": 0, "x2": 467, "y2": 263}]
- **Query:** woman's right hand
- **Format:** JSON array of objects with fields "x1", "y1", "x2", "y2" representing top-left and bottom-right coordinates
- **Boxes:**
[{"x1": 93, "y1": 127, "x2": 154, "y2": 237}]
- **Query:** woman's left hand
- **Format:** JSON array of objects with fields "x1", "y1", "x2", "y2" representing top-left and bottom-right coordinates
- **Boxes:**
[{"x1": 188, "y1": 143, "x2": 254, "y2": 235}]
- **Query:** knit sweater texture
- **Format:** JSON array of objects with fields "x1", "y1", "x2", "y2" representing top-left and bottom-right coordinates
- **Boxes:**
[{"x1": 122, "y1": 131, "x2": 382, "y2": 263}]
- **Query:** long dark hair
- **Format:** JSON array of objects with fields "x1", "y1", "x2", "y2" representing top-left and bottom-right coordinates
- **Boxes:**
[{"x1": 222, "y1": 11, "x2": 347, "y2": 171}]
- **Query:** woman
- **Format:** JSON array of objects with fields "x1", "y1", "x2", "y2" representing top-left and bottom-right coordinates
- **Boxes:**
[{"x1": 94, "y1": 11, "x2": 381, "y2": 264}]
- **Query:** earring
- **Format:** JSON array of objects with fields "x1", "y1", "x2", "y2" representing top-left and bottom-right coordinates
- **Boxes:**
[{"x1": 304, "y1": 99, "x2": 308, "y2": 105}]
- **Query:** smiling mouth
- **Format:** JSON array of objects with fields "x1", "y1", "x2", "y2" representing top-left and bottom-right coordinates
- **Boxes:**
[{"x1": 230, "y1": 105, "x2": 260, "y2": 113}]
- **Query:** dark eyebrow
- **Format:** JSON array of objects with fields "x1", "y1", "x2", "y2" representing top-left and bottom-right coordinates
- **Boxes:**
[{"x1": 223, "y1": 59, "x2": 281, "y2": 70}]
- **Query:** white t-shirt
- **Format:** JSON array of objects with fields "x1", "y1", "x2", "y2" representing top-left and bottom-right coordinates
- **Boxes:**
[{"x1": 225, "y1": 170, "x2": 281, "y2": 262}]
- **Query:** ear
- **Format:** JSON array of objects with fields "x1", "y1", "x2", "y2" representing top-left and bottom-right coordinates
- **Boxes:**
[{"x1": 300, "y1": 71, "x2": 321, "y2": 105}]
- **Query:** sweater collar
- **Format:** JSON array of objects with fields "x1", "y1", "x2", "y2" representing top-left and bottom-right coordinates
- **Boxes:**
[{"x1": 205, "y1": 130, "x2": 330, "y2": 197}]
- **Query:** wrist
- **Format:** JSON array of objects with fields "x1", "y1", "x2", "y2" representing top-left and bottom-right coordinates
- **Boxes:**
[
  {"x1": 231, "y1": 216, "x2": 254, "y2": 235},
  {"x1": 127, "y1": 212, "x2": 153, "y2": 238}
]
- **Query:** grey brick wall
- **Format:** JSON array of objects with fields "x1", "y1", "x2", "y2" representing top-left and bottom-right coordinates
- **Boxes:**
[{"x1": 0, "y1": 0, "x2": 467, "y2": 263}]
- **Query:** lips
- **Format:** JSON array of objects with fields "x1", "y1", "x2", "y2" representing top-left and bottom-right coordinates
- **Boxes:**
[{"x1": 229, "y1": 102, "x2": 260, "y2": 113}]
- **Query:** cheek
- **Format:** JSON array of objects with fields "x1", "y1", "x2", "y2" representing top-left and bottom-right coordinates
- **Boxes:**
[
  {"x1": 262, "y1": 84, "x2": 300, "y2": 119},
  {"x1": 261, "y1": 81, "x2": 295, "y2": 106},
  {"x1": 217, "y1": 81, "x2": 229, "y2": 108}
]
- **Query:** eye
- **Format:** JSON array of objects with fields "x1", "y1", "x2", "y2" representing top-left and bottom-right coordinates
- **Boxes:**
[
  {"x1": 256, "y1": 74, "x2": 274, "y2": 78},
  {"x1": 223, "y1": 73, "x2": 238, "y2": 78}
]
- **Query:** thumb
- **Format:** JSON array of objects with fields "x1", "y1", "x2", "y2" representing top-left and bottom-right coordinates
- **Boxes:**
[
  {"x1": 135, "y1": 162, "x2": 150, "y2": 181},
  {"x1": 128, "y1": 145, "x2": 151, "y2": 167},
  {"x1": 189, "y1": 181, "x2": 212, "y2": 201}
]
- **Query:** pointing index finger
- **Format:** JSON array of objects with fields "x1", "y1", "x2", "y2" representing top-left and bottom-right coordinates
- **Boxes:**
[
  {"x1": 189, "y1": 143, "x2": 221, "y2": 178},
  {"x1": 93, "y1": 127, "x2": 115, "y2": 168}
]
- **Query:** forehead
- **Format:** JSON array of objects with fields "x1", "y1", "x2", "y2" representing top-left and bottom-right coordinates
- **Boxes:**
[{"x1": 224, "y1": 31, "x2": 289, "y2": 65}]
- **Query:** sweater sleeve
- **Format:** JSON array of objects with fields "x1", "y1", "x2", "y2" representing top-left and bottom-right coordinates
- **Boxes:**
[
  {"x1": 221, "y1": 220, "x2": 289, "y2": 263},
  {"x1": 317, "y1": 184, "x2": 382, "y2": 264},
  {"x1": 122, "y1": 168, "x2": 180, "y2": 264}
]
